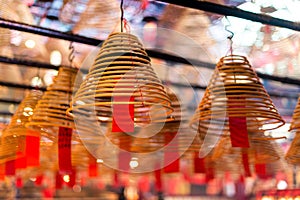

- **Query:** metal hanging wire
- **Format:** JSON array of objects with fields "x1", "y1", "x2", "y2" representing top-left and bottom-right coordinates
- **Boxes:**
[
  {"x1": 68, "y1": 41, "x2": 75, "y2": 68},
  {"x1": 120, "y1": 0, "x2": 124, "y2": 32},
  {"x1": 225, "y1": 16, "x2": 234, "y2": 56}
]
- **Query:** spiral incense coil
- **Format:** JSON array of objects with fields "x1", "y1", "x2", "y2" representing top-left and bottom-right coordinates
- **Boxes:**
[
  {"x1": 285, "y1": 132, "x2": 300, "y2": 164},
  {"x1": 289, "y1": 97, "x2": 300, "y2": 131},
  {"x1": 27, "y1": 67, "x2": 80, "y2": 141},
  {"x1": 190, "y1": 55, "x2": 285, "y2": 139},
  {"x1": 4, "y1": 90, "x2": 43, "y2": 137},
  {"x1": 0, "y1": 90, "x2": 42, "y2": 163},
  {"x1": 72, "y1": 0, "x2": 119, "y2": 36},
  {"x1": 67, "y1": 32, "x2": 173, "y2": 126},
  {"x1": 211, "y1": 131, "x2": 280, "y2": 164}
]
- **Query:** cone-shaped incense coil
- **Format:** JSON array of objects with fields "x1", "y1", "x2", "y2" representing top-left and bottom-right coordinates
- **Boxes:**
[
  {"x1": 0, "y1": 90, "x2": 43, "y2": 163},
  {"x1": 285, "y1": 131, "x2": 300, "y2": 164},
  {"x1": 211, "y1": 131, "x2": 280, "y2": 164},
  {"x1": 190, "y1": 55, "x2": 284, "y2": 139},
  {"x1": 67, "y1": 32, "x2": 173, "y2": 125},
  {"x1": 27, "y1": 67, "x2": 80, "y2": 140},
  {"x1": 4, "y1": 90, "x2": 43, "y2": 137},
  {"x1": 289, "y1": 97, "x2": 300, "y2": 131}
]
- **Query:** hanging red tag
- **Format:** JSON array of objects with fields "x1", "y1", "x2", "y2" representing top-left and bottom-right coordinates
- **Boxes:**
[
  {"x1": 113, "y1": 171, "x2": 119, "y2": 188},
  {"x1": 16, "y1": 177, "x2": 23, "y2": 188},
  {"x1": 242, "y1": 152, "x2": 251, "y2": 177},
  {"x1": 88, "y1": 155, "x2": 98, "y2": 177},
  {"x1": 5, "y1": 160, "x2": 15, "y2": 176},
  {"x1": 228, "y1": 97, "x2": 249, "y2": 147},
  {"x1": 163, "y1": 132, "x2": 179, "y2": 173},
  {"x1": 112, "y1": 96, "x2": 134, "y2": 133},
  {"x1": 58, "y1": 127, "x2": 72, "y2": 173},
  {"x1": 255, "y1": 163, "x2": 267, "y2": 179},
  {"x1": 26, "y1": 135, "x2": 40, "y2": 167},
  {"x1": 194, "y1": 152, "x2": 206, "y2": 173},
  {"x1": 55, "y1": 171, "x2": 63, "y2": 189},
  {"x1": 15, "y1": 154, "x2": 27, "y2": 169},
  {"x1": 35, "y1": 175, "x2": 43, "y2": 186},
  {"x1": 0, "y1": 164, "x2": 4, "y2": 180},
  {"x1": 205, "y1": 167, "x2": 215, "y2": 182},
  {"x1": 154, "y1": 169, "x2": 162, "y2": 192}
]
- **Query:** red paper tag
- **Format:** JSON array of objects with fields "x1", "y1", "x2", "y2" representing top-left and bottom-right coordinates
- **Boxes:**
[
  {"x1": 242, "y1": 152, "x2": 251, "y2": 177},
  {"x1": 205, "y1": 167, "x2": 215, "y2": 182},
  {"x1": 163, "y1": 133, "x2": 179, "y2": 173},
  {"x1": 228, "y1": 97, "x2": 249, "y2": 147},
  {"x1": 55, "y1": 171, "x2": 63, "y2": 189},
  {"x1": 16, "y1": 177, "x2": 23, "y2": 188},
  {"x1": 15, "y1": 153, "x2": 27, "y2": 169},
  {"x1": 255, "y1": 163, "x2": 267, "y2": 179},
  {"x1": 35, "y1": 175, "x2": 43, "y2": 186},
  {"x1": 88, "y1": 155, "x2": 98, "y2": 177},
  {"x1": 154, "y1": 169, "x2": 162, "y2": 192},
  {"x1": 0, "y1": 164, "x2": 4, "y2": 180},
  {"x1": 112, "y1": 96, "x2": 134, "y2": 133},
  {"x1": 113, "y1": 171, "x2": 119, "y2": 188},
  {"x1": 5, "y1": 160, "x2": 15, "y2": 176},
  {"x1": 58, "y1": 127, "x2": 72, "y2": 173},
  {"x1": 194, "y1": 152, "x2": 206, "y2": 173},
  {"x1": 26, "y1": 135, "x2": 40, "y2": 167}
]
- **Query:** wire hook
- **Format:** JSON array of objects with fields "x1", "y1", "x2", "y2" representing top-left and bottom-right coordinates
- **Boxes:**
[
  {"x1": 68, "y1": 41, "x2": 75, "y2": 67},
  {"x1": 224, "y1": 16, "x2": 234, "y2": 55},
  {"x1": 120, "y1": 0, "x2": 124, "y2": 32}
]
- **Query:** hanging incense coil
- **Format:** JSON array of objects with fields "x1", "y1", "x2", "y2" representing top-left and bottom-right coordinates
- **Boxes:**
[
  {"x1": 72, "y1": 0, "x2": 119, "y2": 36},
  {"x1": 0, "y1": 90, "x2": 43, "y2": 163},
  {"x1": 67, "y1": 32, "x2": 173, "y2": 129},
  {"x1": 27, "y1": 67, "x2": 80, "y2": 141},
  {"x1": 190, "y1": 55, "x2": 285, "y2": 139},
  {"x1": 285, "y1": 132, "x2": 300, "y2": 164},
  {"x1": 289, "y1": 97, "x2": 300, "y2": 131},
  {"x1": 210, "y1": 131, "x2": 280, "y2": 164},
  {"x1": 4, "y1": 90, "x2": 43, "y2": 138}
]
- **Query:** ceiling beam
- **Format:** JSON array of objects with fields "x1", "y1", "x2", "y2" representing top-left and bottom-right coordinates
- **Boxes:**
[{"x1": 156, "y1": 0, "x2": 300, "y2": 31}]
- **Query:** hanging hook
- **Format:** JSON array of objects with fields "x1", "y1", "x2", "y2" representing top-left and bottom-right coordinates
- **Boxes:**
[
  {"x1": 120, "y1": 0, "x2": 124, "y2": 32},
  {"x1": 224, "y1": 16, "x2": 234, "y2": 55},
  {"x1": 68, "y1": 41, "x2": 75, "y2": 67}
]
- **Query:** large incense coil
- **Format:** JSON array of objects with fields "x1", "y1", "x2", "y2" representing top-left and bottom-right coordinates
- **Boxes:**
[
  {"x1": 0, "y1": 90, "x2": 43, "y2": 163},
  {"x1": 289, "y1": 96, "x2": 300, "y2": 131},
  {"x1": 26, "y1": 67, "x2": 80, "y2": 141},
  {"x1": 67, "y1": 32, "x2": 173, "y2": 126},
  {"x1": 72, "y1": 0, "x2": 119, "y2": 36},
  {"x1": 190, "y1": 55, "x2": 285, "y2": 139},
  {"x1": 210, "y1": 132, "x2": 280, "y2": 164},
  {"x1": 285, "y1": 132, "x2": 300, "y2": 164},
  {"x1": 4, "y1": 90, "x2": 43, "y2": 137}
]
